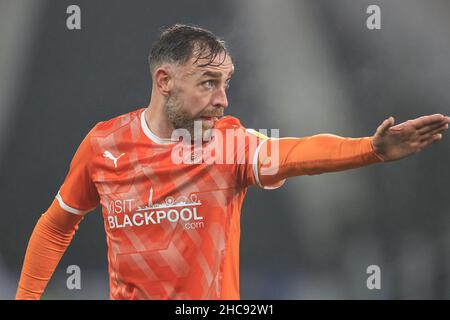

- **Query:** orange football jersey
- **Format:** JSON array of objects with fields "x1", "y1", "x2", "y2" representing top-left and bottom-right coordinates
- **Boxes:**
[{"x1": 56, "y1": 107, "x2": 284, "y2": 299}]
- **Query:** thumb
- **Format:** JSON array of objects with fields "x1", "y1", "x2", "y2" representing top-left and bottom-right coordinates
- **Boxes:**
[{"x1": 376, "y1": 116, "x2": 395, "y2": 136}]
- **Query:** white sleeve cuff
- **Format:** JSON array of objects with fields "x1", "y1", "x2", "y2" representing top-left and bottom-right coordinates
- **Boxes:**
[
  {"x1": 56, "y1": 191, "x2": 95, "y2": 215},
  {"x1": 252, "y1": 139, "x2": 286, "y2": 190}
]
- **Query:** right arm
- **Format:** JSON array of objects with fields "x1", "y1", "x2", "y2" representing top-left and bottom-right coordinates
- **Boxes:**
[
  {"x1": 15, "y1": 199, "x2": 83, "y2": 299},
  {"x1": 16, "y1": 126, "x2": 100, "y2": 299}
]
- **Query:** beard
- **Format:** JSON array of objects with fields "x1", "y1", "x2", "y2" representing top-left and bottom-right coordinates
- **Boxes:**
[{"x1": 164, "y1": 90, "x2": 224, "y2": 140}]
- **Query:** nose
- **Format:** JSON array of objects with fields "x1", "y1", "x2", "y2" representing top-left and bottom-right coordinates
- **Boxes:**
[{"x1": 212, "y1": 87, "x2": 228, "y2": 109}]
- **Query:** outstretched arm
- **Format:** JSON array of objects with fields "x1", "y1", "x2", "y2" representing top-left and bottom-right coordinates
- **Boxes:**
[
  {"x1": 257, "y1": 114, "x2": 450, "y2": 187},
  {"x1": 16, "y1": 199, "x2": 83, "y2": 300}
]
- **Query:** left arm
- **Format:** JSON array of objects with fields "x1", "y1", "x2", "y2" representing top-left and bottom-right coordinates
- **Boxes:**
[{"x1": 257, "y1": 114, "x2": 450, "y2": 186}]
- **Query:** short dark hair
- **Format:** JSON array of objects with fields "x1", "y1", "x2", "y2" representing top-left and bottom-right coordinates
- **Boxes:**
[{"x1": 148, "y1": 24, "x2": 231, "y2": 75}]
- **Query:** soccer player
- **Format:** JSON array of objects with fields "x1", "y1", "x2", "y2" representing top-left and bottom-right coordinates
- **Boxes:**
[{"x1": 16, "y1": 24, "x2": 450, "y2": 300}]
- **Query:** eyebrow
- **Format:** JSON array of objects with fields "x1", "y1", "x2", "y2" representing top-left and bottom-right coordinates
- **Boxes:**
[{"x1": 200, "y1": 70, "x2": 234, "y2": 79}]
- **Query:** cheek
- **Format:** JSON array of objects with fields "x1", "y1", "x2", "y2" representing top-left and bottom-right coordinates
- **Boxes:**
[{"x1": 186, "y1": 90, "x2": 211, "y2": 114}]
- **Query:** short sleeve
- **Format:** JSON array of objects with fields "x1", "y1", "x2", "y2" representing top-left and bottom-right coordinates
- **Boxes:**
[{"x1": 56, "y1": 127, "x2": 100, "y2": 215}]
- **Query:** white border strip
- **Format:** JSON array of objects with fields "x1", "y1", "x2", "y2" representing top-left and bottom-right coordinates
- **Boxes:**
[
  {"x1": 253, "y1": 139, "x2": 266, "y2": 188},
  {"x1": 56, "y1": 191, "x2": 93, "y2": 215},
  {"x1": 252, "y1": 139, "x2": 285, "y2": 190}
]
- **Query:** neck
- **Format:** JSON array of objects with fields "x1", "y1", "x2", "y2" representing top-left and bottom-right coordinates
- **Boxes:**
[{"x1": 145, "y1": 98, "x2": 175, "y2": 140}]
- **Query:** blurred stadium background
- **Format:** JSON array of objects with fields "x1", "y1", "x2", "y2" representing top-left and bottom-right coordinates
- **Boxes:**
[{"x1": 1, "y1": 0, "x2": 450, "y2": 299}]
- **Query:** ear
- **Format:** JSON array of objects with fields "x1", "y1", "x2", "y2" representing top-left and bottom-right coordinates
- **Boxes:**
[{"x1": 153, "y1": 66, "x2": 174, "y2": 96}]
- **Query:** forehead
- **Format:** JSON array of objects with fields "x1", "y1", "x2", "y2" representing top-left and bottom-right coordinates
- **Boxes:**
[{"x1": 183, "y1": 52, "x2": 234, "y2": 77}]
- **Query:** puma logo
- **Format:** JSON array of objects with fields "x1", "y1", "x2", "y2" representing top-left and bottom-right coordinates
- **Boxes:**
[{"x1": 103, "y1": 151, "x2": 126, "y2": 168}]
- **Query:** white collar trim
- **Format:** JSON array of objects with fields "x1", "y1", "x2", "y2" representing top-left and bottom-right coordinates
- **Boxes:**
[{"x1": 140, "y1": 108, "x2": 178, "y2": 145}]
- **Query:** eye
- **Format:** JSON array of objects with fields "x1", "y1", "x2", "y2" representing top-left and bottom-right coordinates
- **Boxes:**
[
  {"x1": 225, "y1": 79, "x2": 231, "y2": 90},
  {"x1": 202, "y1": 80, "x2": 214, "y2": 89}
]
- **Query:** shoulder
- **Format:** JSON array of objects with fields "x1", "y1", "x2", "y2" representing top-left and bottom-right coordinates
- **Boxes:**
[
  {"x1": 214, "y1": 115, "x2": 268, "y2": 139},
  {"x1": 90, "y1": 108, "x2": 144, "y2": 138},
  {"x1": 214, "y1": 115, "x2": 244, "y2": 130}
]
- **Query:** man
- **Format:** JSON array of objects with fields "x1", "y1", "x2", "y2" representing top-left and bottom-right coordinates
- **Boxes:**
[{"x1": 16, "y1": 24, "x2": 449, "y2": 300}]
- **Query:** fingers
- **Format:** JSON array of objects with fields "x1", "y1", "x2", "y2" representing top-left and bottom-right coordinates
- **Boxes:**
[
  {"x1": 410, "y1": 114, "x2": 446, "y2": 129},
  {"x1": 418, "y1": 118, "x2": 449, "y2": 134},
  {"x1": 376, "y1": 116, "x2": 395, "y2": 136},
  {"x1": 419, "y1": 133, "x2": 443, "y2": 149},
  {"x1": 434, "y1": 133, "x2": 443, "y2": 141},
  {"x1": 419, "y1": 123, "x2": 449, "y2": 141}
]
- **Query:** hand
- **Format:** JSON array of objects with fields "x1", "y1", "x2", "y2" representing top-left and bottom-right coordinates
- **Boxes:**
[{"x1": 371, "y1": 114, "x2": 450, "y2": 161}]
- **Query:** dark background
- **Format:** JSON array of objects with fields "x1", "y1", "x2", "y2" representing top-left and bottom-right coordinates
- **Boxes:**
[{"x1": 1, "y1": 0, "x2": 449, "y2": 299}]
